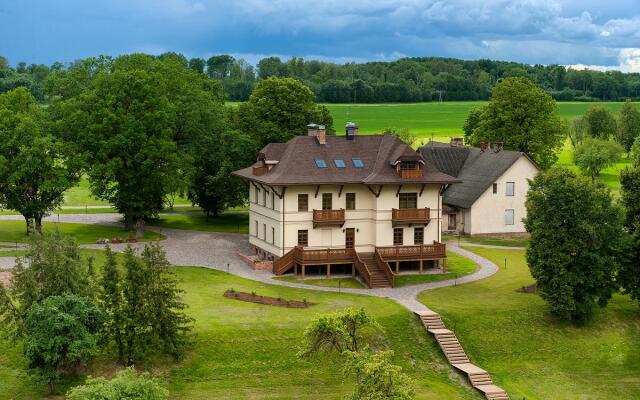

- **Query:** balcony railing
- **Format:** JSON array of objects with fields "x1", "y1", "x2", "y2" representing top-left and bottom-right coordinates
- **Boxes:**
[
  {"x1": 399, "y1": 169, "x2": 422, "y2": 179},
  {"x1": 392, "y1": 207, "x2": 430, "y2": 225},
  {"x1": 376, "y1": 242, "x2": 446, "y2": 261},
  {"x1": 313, "y1": 209, "x2": 346, "y2": 227},
  {"x1": 252, "y1": 166, "x2": 269, "y2": 176}
]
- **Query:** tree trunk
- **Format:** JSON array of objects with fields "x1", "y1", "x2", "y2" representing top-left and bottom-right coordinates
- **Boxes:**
[
  {"x1": 124, "y1": 213, "x2": 135, "y2": 231},
  {"x1": 24, "y1": 216, "x2": 34, "y2": 236},
  {"x1": 135, "y1": 219, "x2": 145, "y2": 238},
  {"x1": 34, "y1": 216, "x2": 43, "y2": 235}
]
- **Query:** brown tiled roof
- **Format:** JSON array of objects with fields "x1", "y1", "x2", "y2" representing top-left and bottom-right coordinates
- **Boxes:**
[{"x1": 232, "y1": 135, "x2": 460, "y2": 186}]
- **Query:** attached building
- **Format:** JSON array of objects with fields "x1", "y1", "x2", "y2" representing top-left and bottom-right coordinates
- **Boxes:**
[
  {"x1": 232, "y1": 124, "x2": 460, "y2": 288},
  {"x1": 420, "y1": 140, "x2": 539, "y2": 236}
]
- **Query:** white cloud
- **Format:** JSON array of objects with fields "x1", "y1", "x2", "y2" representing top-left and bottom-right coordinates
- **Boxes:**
[{"x1": 566, "y1": 48, "x2": 640, "y2": 72}]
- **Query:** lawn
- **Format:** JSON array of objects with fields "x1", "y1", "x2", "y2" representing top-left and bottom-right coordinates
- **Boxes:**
[
  {"x1": 0, "y1": 249, "x2": 480, "y2": 399},
  {"x1": 418, "y1": 247, "x2": 640, "y2": 399},
  {"x1": 147, "y1": 212, "x2": 249, "y2": 234},
  {"x1": 0, "y1": 220, "x2": 163, "y2": 244},
  {"x1": 273, "y1": 276, "x2": 366, "y2": 289},
  {"x1": 394, "y1": 252, "x2": 477, "y2": 287},
  {"x1": 442, "y1": 234, "x2": 529, "y2": 248}
]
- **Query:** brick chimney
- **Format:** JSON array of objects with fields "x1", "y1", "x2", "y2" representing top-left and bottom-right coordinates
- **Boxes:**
[
  {"x1": 450, "y1": 137, "x2": 464, "y2": 147},
  {"x1": 317, "y1": 125, "x2": 326, "y2": 145},
  {"x1": 492, "y1": 142, "x2": 504, "y2": 153},
  {"x1": 480, "y1": 141, "x2": 489, "y2": 152},
  {"x1": 307, "y1": 123, "x2": 319, "y2": 137},
  {"x1": 346, "y1": 122, "x2": 359, "y2": 140}
]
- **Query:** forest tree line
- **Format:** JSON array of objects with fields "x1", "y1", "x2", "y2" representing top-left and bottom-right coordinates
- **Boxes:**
[{"x1": 2, "y1": 53, "x2": 640, "y2": 104}]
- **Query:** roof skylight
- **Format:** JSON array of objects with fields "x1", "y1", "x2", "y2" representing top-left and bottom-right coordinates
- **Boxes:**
[
  {"x1": 315, "y1": 159, "x2": 327, "y2": 168},
  {"x1": 352, "y1": 158, "x2": 364, "y2": 168},
  {"x1": 334, "y1": 159, "x2": 346, "y2": 168}
]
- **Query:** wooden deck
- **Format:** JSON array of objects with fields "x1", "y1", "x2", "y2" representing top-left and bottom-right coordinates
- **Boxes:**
[
  {"x1": 418, "y1": 311, "x2": 510, "y2": 400},
  {"x1": 312, "y1": 209, "x2": 345, "y2": 227},
  {"x1": 391, "y1": 207, "x2": 430, "y2": 225},
  {"x1": 273, "y1": 243, "x2": 447, "y2": 289}
]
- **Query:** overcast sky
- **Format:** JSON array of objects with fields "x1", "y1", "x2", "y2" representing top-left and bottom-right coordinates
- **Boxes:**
[{"x1": 2, "y1": 0, "x2": 640, "y2": 71}]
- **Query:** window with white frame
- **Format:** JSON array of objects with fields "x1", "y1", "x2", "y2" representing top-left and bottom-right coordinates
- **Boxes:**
[
  {"x1": 505, "y1": 209, "x2": 514, "y2": 225},
  {"x1": 506, "y1": 182, "x2": 515, "y2": 196}
]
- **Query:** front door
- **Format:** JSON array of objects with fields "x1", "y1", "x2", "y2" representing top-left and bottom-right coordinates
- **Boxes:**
[
  {"x1": 345, "y1": 228, "x2": 355, "y2": 249},
  {"x1": 448, "y1": 214, "x2": 457, "y2": 230}
]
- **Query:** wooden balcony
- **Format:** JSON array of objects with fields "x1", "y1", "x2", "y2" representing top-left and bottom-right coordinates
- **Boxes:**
[
  {"x1": 313, "y1": 209, "x2": 345, "y2": 228},
  {"x1": 399, "y1": 169, "x2": 422, "y2": 179},
  {"x1": 376, "y1": 243, "x2": 446, "y2": 261},
  {"x1": 392, "y1": 207, "x2": 430, "y2": 226},
  {"x1": 252, "y1": 165, "x2": 269, "y2": 176}
]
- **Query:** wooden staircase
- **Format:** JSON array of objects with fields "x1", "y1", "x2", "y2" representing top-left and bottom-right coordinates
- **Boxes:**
[
  {"x1": 358, "y1": 252, "x2": 392, "y2": 288},
  {"x1": 418, "y1": 311, "x2": 510, "y2": 400}
]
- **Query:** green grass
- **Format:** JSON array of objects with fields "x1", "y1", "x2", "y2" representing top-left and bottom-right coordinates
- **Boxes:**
[
  {"x1": 326, "y1": 101, "x2": 634, "y2": 138},
  {"x1": 147, "y1": 212, "x2": 249, "y2": 234},
  {"x1": 0, "y1": 250, "x2": 479, "y2": 399},
  {"x1": 443, "y1": 234, "x2": 529, "y2": 248},
  {"x1": 418, "y1": 247, "x2": 640, "y2": 399},
  {"x1": 0, "y1": 220, "x2": 163, "y2": 244},
  {"x1": 273, "y1": 276, "x2": 366, "y2": 289},
  {"x1": 394, "y1": 252, "x2": 477, "y2": 287}
]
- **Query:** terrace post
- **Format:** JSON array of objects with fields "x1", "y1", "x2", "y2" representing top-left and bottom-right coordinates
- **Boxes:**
[
  {"x1": 419, "y1": 259, "x2": 423, "y2": 274},
  {"x1": 301, "y1": 264, "x2": 305, "y2": 279},
  {"x1": 395, "y1": 261, "x2": 400, "y2": 274},
  {"x1": 352, "y1": 263, "x2": 355, "y2": 276},
  {"x1": 327, "y1": 264, "x2": 331, "y2": 278}
]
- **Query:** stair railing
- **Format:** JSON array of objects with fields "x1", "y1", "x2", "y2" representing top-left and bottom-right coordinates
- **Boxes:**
[
  {"x1": 352, "y1": 251, "x2": 372, "y2": 288},
  {"x1": 374, "y1": 248, "x2": 395, "y2": 288}
]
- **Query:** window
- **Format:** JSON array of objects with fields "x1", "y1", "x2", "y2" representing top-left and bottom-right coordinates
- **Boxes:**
[
  {"x1": 322, "y1": 193, "x2": 333, "y2": 210},
  {"x1": 298, "y1": 194, "x2": 308, "y2": 212},
  {"x1": 254, "y1": 186, "x2": 259, "y2": 203},
  {"x1": 346, "y1": 193, "x2": 356, "y2": 210},
  {"x1": 298, "y1": 230, "x2": 308, "y2": 246},
  {"x1": 505, "y1": 209, "x2": 515, "y2": 225},
  {"x1": 263, "y1": 190, "x2": 267, "y2": 206},
  {"x1": 352, "y1": 158, "x2": 364, "y2": 168},
  {"x1": 271, "y1": 191, "x2": 275, "y2": 209},
  {"x1": 414, "y1": 227, "x2": 424, "y2": 245},
  {"x1": 271, "y1": 227, "x2": 275, "y2": 244},
  {"x1": 263, "y1": 223, "x2": 266, "y2": 239},
  {"x1": 398, "y1": 193, "x2": 417, "y2": 209},
  {"x1": 506, "y1": 182, "x2": 515, "y2": 196},
  {"x1": 448, "y1": 214, "x2": 457, "y2": 230},
  {"x1": 393, "y1": 228, "x2": 404, "y2": 246},
  {"x1": 400, "y1": 161, "x2": 418, "y2": 170},
  {"x1": 492, "y1": 183, "x2": 497, "y2": 194},
  {"x1": 315, "y1": 159, "x2": 327, "y2": 168},
  {"x1": 254, "y1": 220, "x2": 258, "y2": 236},
  {"x1": 334, "y1": 159, "x2": 346, "y2": 168}
]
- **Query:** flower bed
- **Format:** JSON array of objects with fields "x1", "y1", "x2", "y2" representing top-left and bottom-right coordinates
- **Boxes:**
[{"x1": 223, "y1": 289, "x2": 314, "y2": 308}]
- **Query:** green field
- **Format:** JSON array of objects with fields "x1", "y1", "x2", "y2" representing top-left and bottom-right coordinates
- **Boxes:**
[
  {"x1": 0, "y1": 220, "x2": 163, "y2": 244},
  {"x1": 326, "y1": 101, "x2": 633, "y2": 137},
  {"x1": 418, "y1": 247, "x2": 640, "y2": 399},
  {"x1": 0, "y1": 249, "x2": 479, "y2": 399}
]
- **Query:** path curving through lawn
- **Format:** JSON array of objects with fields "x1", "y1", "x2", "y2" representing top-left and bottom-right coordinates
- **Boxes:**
[{"x1": 0, "y1": 213, "x2": 501, "y2": 313}]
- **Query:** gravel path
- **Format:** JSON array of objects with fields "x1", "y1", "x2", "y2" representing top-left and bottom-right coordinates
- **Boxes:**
[{"x1": 0, "y1": 214, "x2": 502, "y2": 313}]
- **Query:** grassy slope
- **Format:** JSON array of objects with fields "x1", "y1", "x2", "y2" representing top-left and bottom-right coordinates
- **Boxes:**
[
  {"x1": 0, "y1": 220, "x2": 163, "y2": 244},
  {"x1": 442, "y1": 234, "x2": 529, "y2": 248},
  {"x1": 0, "y1": 249, "x2": 479, "y2": 400},
  {"x1": 418, "y1": 247, "x2": 640, "y2": 399},
  {"x1": 394, "y1": 252, "x2": 477, "y2": 287},
  {"x1": 273, "y1": 276, "x2": 366, "y2": 289}
]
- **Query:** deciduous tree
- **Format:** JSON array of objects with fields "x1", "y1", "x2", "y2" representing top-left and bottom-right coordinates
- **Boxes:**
[
  {"x1": 573, "y1": 138, "x2": 623, "y2": 181},
  {"x1": 618, "y1": 166, "x2": 640, "y2": 303},
  {"x1": 616, "y1": 100, "x2": 640, "y2": 153},
  {"x1": 524, "y1": 167, "x2": 625, "y2": 323},
  {"x1": 466, "y1": 77, "x2": 567, "y2": 169},
  {"x1": 66, "y1": 366, "x2": 168, "y2": 400},
  {"x1": 0, "y1": 87, "x2": 79, "y2": 233},
  {"x1": 24, "y1": 294, "x2": 105, "y2": 393},
  {"x1": 343, "y1": 351, "x2": 415, "y2": 400},
  {"x1": 583, "y1": 105, "x2": 617, "y2": 139}
]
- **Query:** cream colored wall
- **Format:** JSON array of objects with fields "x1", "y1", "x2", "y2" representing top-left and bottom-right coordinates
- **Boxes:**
[
  {"x1": 248, "y1": 183, "x2": 444, "y2": 256},
  {"x1": 467, "y1": 156, "x2": 538, "y2": 235},
  {"x1": 248, "y1": 183, "x2": 283, "y2": 256}
]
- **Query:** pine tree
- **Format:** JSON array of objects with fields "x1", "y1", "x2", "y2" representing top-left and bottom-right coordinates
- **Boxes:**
[
  {"x1": 121, "y1": 246, "x2": 151, "y2": 365},
  {"x1": 142, "y1": 243, "x2": 193, "y2": 359},
  {"x1": 99, "y1": 246, "x2": 126, "y2": 361}
]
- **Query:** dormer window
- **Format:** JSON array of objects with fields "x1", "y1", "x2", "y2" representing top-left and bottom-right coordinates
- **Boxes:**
[
  {"x1": 400, "y1": 161, "x2": 418, "y2": 171},
  {"x1": 396, "y1": 160, "x2": 422, "y2": 179}
]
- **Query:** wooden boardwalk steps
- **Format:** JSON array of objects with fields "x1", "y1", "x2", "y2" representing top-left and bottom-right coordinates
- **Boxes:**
[
  {"x1": 359, "y1": 253, "x2": 392, "y2": 288},
  {"x1": 417, "y1": 311, "x2": 510, "y2": 400}
]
